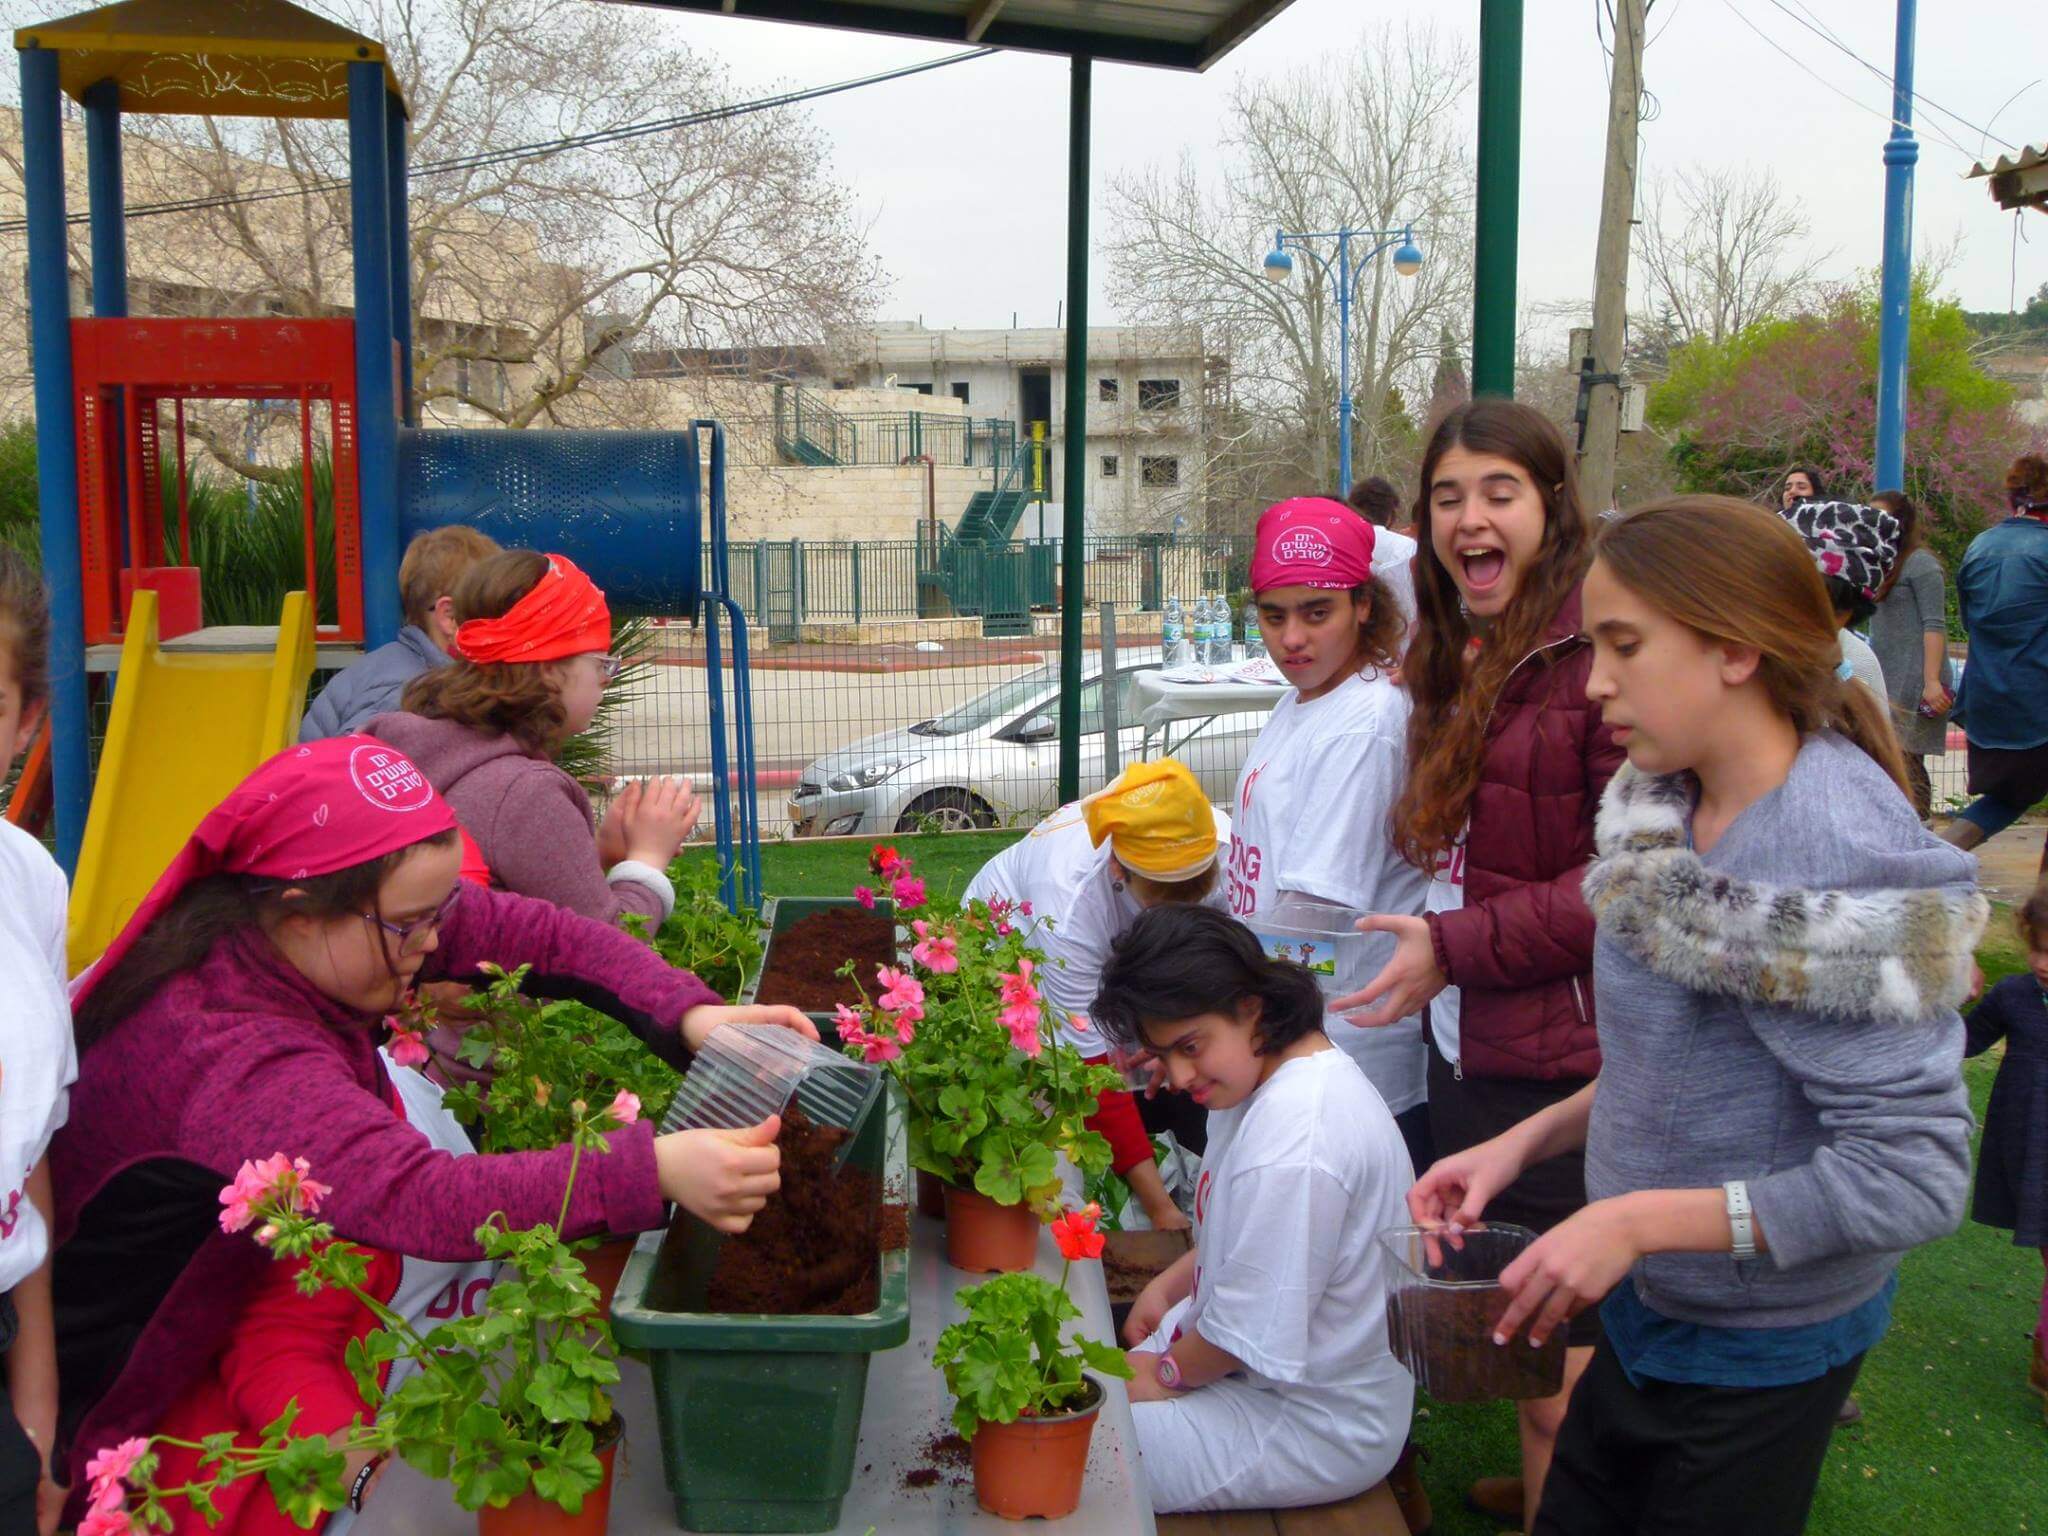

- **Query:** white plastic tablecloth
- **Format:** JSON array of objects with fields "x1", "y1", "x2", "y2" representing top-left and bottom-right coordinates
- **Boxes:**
[{"x1": 355, "y1": 1198, "x2": 1155, "y2": 1535}]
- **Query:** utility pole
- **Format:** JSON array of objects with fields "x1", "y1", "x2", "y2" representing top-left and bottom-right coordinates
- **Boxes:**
[{"x1": 1578, "y1": 0, "x2": 1644, "y2": 514}]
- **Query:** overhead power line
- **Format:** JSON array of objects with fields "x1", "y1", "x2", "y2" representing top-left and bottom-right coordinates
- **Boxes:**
[{"x1": 0, "y1": 45, "x2": 997, "y2": 236}]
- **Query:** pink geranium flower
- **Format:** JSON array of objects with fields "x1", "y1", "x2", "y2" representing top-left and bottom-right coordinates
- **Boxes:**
[
  {"x1": 909, "y1": 919, "x2": 960, "y2": 974},
  {"x1": 608, "y1": 1089, "x2": 642, "y2": 1126},
  {"x1": 892, "y1": 874, "x2": 926, "y2": 908},
  {"x1": 840, "y1": 1021, "x2": 902, "y2": 1065},
  {"x1": 80, "y1": 1505, "x2": 143, "y2": 1536},
  {"x1": 86, "y1": 1438, "x2": 149, "y2": 1497},
  {"x1": 386, "y1": 1020, "x2": 430, "y2": 1069},
  {"x1": 853, "y1": 885, "x2": 876, "y2": 910},
  {"x1": 998, "y1": 961, "x2": 1044, "y2": 1055},
  {"x1": 833, "y1": 1003, "x2": 864, "y2": 1036},
  {"x1": 1018, "y1": 900, "x2": 1034, "y2": 917},
  {"x1": 876, "y1": 965, "x2": 926, "y2": 1021},
  {"x1": 218, "y1": 1154, "x2": 332, "y2": 1236}
]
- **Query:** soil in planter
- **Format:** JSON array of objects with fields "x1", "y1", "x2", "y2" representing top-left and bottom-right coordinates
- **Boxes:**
[
  {"x1": 692, "y1": 1110, "x2": 882, "y2": 1315},
  {"x1": 878, "y1": 1202, "x2": 910, "y2": 1255},
  {"x1": 754, "y1": 908, "x2": 897, "y2": 1015},
  {"x1": 1386, "y1": 1284, "x2": 1563, "y2": 1402},
  {"x1": 1102, "y1": 1229, "x2": 1192, "y2": 1304}
]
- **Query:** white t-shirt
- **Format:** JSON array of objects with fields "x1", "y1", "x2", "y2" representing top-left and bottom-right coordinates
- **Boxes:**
[
  {"x1": 1372, "y1": 527, "x2": 1419, "y2": 632},
  {"x1": 1225, "y1": 670, "x2": 1429, "y2": 1113},
  {"x1": 1838, "y1": 628, "x2": 1888, "y2": 703},
  {"x1": 1423, "y1": 834, "x2": 1467, "y2": 1064},
  {"x1": 965, "y1": 800, "x2": 1232, "y2": 1053},
  {"x1": 1141, "y1": 1048, "x2": 1413, "y2": 1503},
  {"x1": 0, "y1": 822, "x2": 75, "y2": 1294}
]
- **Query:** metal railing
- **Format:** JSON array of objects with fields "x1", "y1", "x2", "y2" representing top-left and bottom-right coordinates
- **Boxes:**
[{"x1": 770, "y1": 385, "x2": 1019, "y2": 477}]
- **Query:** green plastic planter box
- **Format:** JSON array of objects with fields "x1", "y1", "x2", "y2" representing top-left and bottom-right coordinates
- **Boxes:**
[
  {"x1": 610, "y1": 1092, "x2": 908, "y2": 1533},
  {"x1": 742, "y1": 896, "x2": 899, "y2": 1040}
]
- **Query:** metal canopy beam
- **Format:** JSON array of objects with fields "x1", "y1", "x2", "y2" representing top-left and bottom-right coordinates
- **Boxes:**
[{"x1": 620, "y1": 0, "x2": 1296, "y2": 71}]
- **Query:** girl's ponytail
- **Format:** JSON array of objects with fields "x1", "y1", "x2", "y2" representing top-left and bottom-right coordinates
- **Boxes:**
[{"x1": 1594, "y1": 497, "x2": 1911, "y2": 799}]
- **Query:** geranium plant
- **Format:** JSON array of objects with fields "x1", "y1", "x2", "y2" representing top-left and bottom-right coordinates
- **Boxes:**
[
  {"x1": 644, "y1": 860, "x2": 764, "y2": 1000},
  {"x1": 837, "y1": 846, "x2": 1121, "y2": 1211},
  {"x1": 434, "y1": 963, "x2": 682, "y2": 1149},
  {"x1": 80, "y1": 1098, "x2": 634, "y2": 1533},
  {"x1": 931, "y1": 1203, "x2": 1133, "y2": 1437}
]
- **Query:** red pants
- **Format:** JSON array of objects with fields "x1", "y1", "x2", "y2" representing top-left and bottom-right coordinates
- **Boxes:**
[{"x1": 1082, "y1": 1055, "x2": 1155, "y2": 1176}]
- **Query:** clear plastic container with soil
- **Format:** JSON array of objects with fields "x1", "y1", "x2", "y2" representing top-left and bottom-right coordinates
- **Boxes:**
[
  {"x1": 610, "y1": 1091, "x2": 910, "y2": 1534},
  {"x1": 1380, "y1": 1223, "x2": 1566, "y2": 1403},
  {"x1": 750, "y1": 897, "x2": 899, "y2": 1030},
  {"x1": 1103, "y1": 1228, "x2": 1193, "y2": 1343}
]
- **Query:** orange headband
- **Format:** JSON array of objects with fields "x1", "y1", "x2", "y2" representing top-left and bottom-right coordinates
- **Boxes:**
[{"x1": 453, "y1": 553, "x2": 611, "y2": 665}]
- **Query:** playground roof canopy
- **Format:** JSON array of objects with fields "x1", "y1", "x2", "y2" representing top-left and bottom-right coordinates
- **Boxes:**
[
  {"x1": 625, "y1": 0, "x2": 1298, "y2": 71},
  {"x1": 14, "y1": 0, "x2": 403, "y2": 120}
]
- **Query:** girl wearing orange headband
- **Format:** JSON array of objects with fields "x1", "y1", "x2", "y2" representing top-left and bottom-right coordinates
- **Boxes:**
[{"x1": 369, "y1": 549, "x2": 697, "y2": 935}]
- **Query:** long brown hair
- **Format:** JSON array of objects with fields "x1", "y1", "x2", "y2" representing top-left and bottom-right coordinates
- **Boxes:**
[
  {"x1": 1593, "y1": 496, "x2": 1909, "y2": 796},
  {"x1": 74, "y1": 831, "x2": 460, "y2": 1050},
  {"x1": 0, "y1": 543, "x2": 50, "y2": 710},
  {"x1": 1869, "y1": 490, "x2": 1919, "y2": 601},
  {"x1": 401, "y1": 549, "x2": 566, "y2": 754},
  {"x1": 1392, "y1": 400, "x2": 1594, "y2": 870}
]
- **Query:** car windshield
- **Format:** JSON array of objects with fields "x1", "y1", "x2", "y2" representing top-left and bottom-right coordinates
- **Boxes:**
[{"x1": 910, "y1": 663, "x2": 1059, "y2": 737}]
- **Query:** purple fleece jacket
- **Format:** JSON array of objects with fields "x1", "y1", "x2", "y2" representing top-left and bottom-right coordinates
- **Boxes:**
[
  {"x1": 366, "y1": 710, "x2": 665, "y2": 931},
  {"x1": 51, "y1": 884, "x2": 716, "y2": 1494}
]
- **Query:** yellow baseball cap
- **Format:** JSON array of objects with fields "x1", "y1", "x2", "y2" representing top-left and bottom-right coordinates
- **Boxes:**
[{"x1": 1080, "y1": 759, "x2": 1217, "y2": 882}]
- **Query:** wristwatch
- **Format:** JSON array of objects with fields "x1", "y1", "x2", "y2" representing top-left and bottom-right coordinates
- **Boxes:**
[
  {"x1": 1723, "y1": 1180, "x2": 1758, "y2": 1260},
  {"x1": 1155, "y1": 1353, "x2": 1186, "y2": 1392}
]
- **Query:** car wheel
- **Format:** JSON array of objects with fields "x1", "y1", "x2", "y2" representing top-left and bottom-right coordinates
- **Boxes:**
[{"x1": 895, "y1": 789, "x2": 996, "y2": 834}]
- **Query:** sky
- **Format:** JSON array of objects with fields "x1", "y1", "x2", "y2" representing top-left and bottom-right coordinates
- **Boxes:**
[{"x1": 627, "y1": 0, "x2": 2048, "y2": 336}]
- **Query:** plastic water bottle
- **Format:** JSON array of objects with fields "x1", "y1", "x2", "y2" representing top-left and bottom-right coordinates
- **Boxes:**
[
  {"x1": 1163, "y1": 595, "x2": 1191, "y2": 665},
  {"x1": 1242, "y1": 600, "x2": 1265, "y2": 660},
  {"x1": 1199, "y1": 593, "x2": 1223, "y2": 663}
]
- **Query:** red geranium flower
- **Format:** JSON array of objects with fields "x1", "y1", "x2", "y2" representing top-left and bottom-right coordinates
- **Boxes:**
[{"x1": 1050, "y1": 1202, "x2": 1106, "y2": 1262}]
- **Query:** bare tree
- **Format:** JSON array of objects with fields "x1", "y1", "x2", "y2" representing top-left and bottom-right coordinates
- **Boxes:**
[
  {"x1": 1105, "y1": 23, "x2": 1475, "y2": 524},
  {"x1": 2, "y1": 0, "x2": 883, "y2": 477},
  {"x1": 1630, "y1": 166, "x2": 1826, "y2": 366}
]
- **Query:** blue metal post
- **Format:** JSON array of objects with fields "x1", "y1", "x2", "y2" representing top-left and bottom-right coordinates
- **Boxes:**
[
  {"x1": 349, "y1": 62, "x2": 402, "y2": 643},
  {"x1": 84, "y1": 81, "x2": 127, "y2": 316},
  {"x1": 1874, "y1": 0, "x2": 1918, "y2": 493},
  {"x1": 385, "y1": 89, "x2": 415, "y2": 426},
  {"x1": 21, "y1": 47, "x2": 90, "y2": 873},
  {"x1": 1335, "y1": 232, "x2": 1354, "y2": 491}
]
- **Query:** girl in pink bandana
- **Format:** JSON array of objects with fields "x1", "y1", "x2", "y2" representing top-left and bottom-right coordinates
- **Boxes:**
[{"x1": 49, "y1": 738, "x2": 807, "y2": 1522}]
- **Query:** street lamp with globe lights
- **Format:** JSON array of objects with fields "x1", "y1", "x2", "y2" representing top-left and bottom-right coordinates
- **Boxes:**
[{"x1": 1262, "y1": 225, "x2": 1422, "y2": 488}]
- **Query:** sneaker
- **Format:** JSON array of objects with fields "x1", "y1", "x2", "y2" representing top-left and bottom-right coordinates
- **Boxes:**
[
  {"x1": 2030, "y1": 1336, "x2": 2047, "y2": 1400},
  {"x1": 1834, "y1": 1394, "x2": 1863, "y2": 1427},
  {"x1": 1464, "y1": 1475, "x2": 1524, "y2": 1527}
]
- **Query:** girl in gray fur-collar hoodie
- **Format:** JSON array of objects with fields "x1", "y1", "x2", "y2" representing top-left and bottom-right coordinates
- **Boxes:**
[{"x1": 1411, "y1": 497, "x2": 1983, "y2": 1536}]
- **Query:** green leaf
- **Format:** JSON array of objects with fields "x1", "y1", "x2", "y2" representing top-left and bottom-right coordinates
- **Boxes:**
[
  {"x1": 1077, "y1": 1336, "x2": 1135, "y2": 1380},
  {"x1": 261, "y1": 1435, "x2": 347, "y2": 1527}
]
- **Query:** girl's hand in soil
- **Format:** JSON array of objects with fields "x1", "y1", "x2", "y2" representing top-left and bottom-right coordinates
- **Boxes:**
[
  {"x1": 656, "y1": 1115, "x2": 783, "y2": 1233},
  {"x1": 1408, "y1": 1135, "x2": 1525, "y2": 1234},
  {"x1": 680, "y1": 1003, "x2": 820, "y2": 1052},
  {"x1": 1330, "y1": 913, "x2": 1446, "y2": 1027},
  {"x1": 1491, "y1": 1198, "x2": 1643, "y2": 1349}
]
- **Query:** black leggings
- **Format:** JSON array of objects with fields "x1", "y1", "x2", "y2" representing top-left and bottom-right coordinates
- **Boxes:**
[
  {"x1": 1533, "y1": 1334, "x2": 1863, "y2": 1536},
  {"x1": 0, "y1": 1296, "x2": 39, "y2": 1536}
]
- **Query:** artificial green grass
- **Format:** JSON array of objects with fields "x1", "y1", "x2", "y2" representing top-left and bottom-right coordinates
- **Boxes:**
[{"x1": 718, "y1": 840, "x2": 2048, "y2": 1531}]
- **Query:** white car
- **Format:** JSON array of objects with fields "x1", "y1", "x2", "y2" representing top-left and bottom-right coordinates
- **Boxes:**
[{"x1": 786, "y1": 646, "x2": 1275, "y2": 836}]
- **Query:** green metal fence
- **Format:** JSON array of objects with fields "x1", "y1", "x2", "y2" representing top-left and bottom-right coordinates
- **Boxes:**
[
  {"x1": 769, "y1": 385, "x2": 1019, "y2": 477},
  {"x1": 693, "y1": 535, "x2": 1254, "y2": 632}
]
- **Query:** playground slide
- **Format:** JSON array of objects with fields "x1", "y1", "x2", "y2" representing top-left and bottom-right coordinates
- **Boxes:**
[{"x1": 68, "y1": 590, "x2": 316, "y2": 975}]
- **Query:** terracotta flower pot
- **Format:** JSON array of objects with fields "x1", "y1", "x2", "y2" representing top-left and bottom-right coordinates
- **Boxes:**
[
  {"x1": 475, "y1": 1418, "x2": 621, "y2": 1536},
  {"x1": 577, "y1": 1236, "x2": 638, "y2": 1313},
  {"x1": 914, "y1": 1169, "x2": 949, "y2": 1221},
  {"x1": 943, "y1": 1184, "x2": 1041, "y2": 1273},
  {"x1": 969, "y1": 1377, "x2": 1105, "y2": 1521}
]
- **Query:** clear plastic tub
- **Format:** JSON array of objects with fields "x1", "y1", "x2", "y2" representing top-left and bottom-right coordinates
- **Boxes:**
[
  {"x1": 1251, "y1": 893, "x2": 1392, "y2": 1003},
  {"x1": 1379, "y1": 1223, "x2": 1567, "y2": 1402},
  {"x1": 662, "y1": 1024, "x2": 881, "y2": 1166}
]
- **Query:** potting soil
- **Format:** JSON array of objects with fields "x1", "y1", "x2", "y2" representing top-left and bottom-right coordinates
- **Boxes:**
[
  {"x1": 754, "y1": 908, "x2": 897, "y2": 1014},
  {"x1": 1386, "y1": 1285, "x2": 1563, "y2": 1401},
  {"x1": 697, "y1": 1110, "x2": 882, "y2": 1315}
]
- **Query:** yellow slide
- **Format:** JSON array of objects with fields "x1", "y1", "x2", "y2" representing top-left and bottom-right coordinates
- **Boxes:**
[{"x1": 69, "y1": 590, "x2": 316, "y2": 975}]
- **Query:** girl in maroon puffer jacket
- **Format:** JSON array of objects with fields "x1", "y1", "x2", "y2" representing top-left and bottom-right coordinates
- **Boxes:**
[{"x1": 1338, "y1": 399, "x2": 1621, "y2": 1531}]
